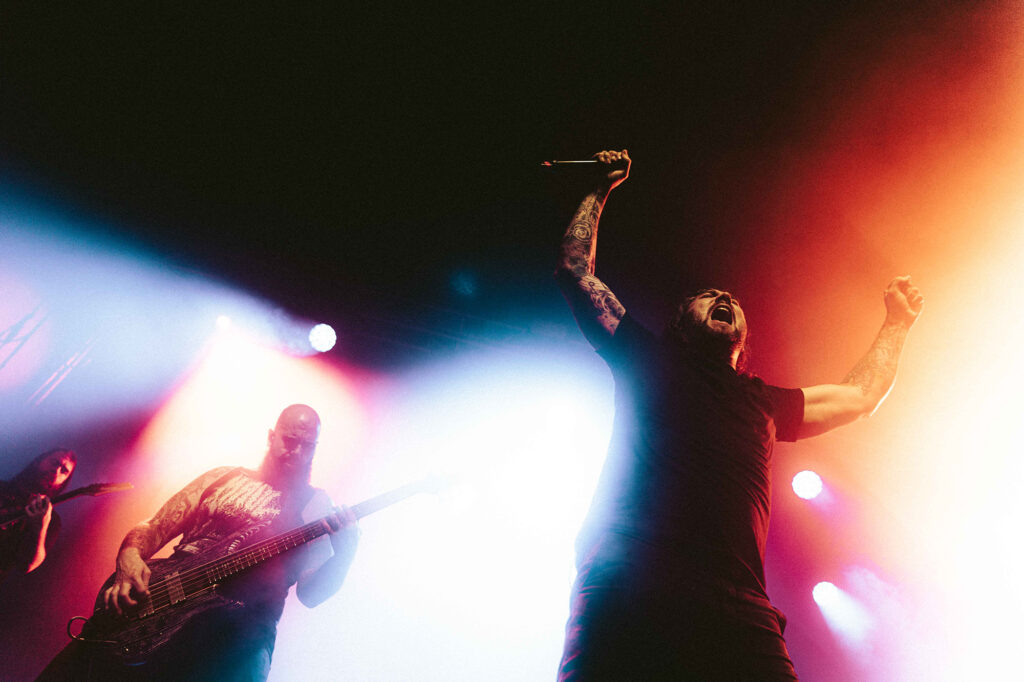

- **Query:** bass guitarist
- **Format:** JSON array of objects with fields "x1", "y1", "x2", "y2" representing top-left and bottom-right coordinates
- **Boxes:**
[{"x1": 38, "y1": 404, "x2": 359, "y2": 681}]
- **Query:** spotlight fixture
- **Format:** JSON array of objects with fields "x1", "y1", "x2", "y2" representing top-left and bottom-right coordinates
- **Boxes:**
[
  {"x1": 792, "y1": 470, "x2": 823, "y2": 500},
  {"x1": 309, "y1": 323, "x2": 337, "y2": 353}
]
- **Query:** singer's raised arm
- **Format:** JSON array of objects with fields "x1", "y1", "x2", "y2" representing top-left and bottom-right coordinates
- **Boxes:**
[{"x1": 554, "y1": 149, "x2": 631, "y2": 350}]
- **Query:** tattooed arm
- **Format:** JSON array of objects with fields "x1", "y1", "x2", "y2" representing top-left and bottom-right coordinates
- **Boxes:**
[
  {"x1": 798, "y1": 276, "x2": 924, "y2": 439},
  {"x1": 102, "y1": 467, "x2": 233, "y2": 615},
  {"x1": 554, "y1": 149, "x2": 631, "y2": 349}
]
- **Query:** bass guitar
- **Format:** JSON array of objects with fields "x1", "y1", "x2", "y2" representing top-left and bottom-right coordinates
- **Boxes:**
[{"x1": 69, "y1": 475, "x2": 443, "y2": 664}]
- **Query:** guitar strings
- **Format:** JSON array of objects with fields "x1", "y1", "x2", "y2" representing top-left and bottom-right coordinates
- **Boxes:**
[
  {"x1": 140, "y1": 528, "x2": 315, "y2": 615},
  {"x1": 136, "y1": 521, "x2": 325, "y2": 617},
  {"x1": 124, "y1": 486, "x2": 404, "y2": 618},
  {"x1": 142, "y1": 522, "x2": 322, "y2": 611}
]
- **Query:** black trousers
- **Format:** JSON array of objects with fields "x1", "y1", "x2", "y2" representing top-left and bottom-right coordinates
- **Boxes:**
[{"x1": 558, "y1": 537, "x2": 799, "y2": 681}]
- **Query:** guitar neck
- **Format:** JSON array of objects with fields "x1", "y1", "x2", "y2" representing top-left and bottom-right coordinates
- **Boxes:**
[
  {"x1": 1, "y1": 483, "x2": 132, "y2": 529},
  {"x1": 52, "y1": 487, "x2": 88, "y2": 505},
  {"x1": 202, "y1": 519, "x2": 332, "y2": 585},
  {"x1": 0, "y1": 488, "x2": 78, "y2": 519},
  {"x1": 158, "y1": 479, "x2": 432, "y2": 602},
  {"x1": 350, "y1": 480, "x2": 427, "y2": 520}
]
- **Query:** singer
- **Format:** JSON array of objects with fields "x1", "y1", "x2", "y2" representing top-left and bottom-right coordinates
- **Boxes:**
[{"x1": 552, "y1": 150, "x2": 923, "y2": 680}]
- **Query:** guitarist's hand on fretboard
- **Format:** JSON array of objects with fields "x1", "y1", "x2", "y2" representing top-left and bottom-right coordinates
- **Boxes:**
[{"x1": 323, "y1": 505, "x2": 360, "y2": 555}]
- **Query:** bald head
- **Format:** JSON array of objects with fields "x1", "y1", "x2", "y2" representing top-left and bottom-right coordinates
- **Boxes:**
[
  {"x1": 262, "y1": 404, "x2": 321, "y2": 486},
  {"x1": 275, "y1": 404, "x2": 321, "y2": 434}
]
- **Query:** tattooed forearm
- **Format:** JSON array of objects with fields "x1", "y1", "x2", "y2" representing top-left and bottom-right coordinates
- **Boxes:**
[
  {"x1": 554, "y1": 188, "x2": 625, "y2": 344},
  {"x1": 842, "y1": 321, "x2": 910, "y2": 403},
  {"x1": 119, "y1": 467, "x2": 227, "y2": 558},
  {"x1": 559, "y1": 191, "x2": 607, "y2": 277},
  {"x1": 120, "y1": 526, "x2": 161, "y2": 559},
  {"x1": 579, "y1": 275, "x2": 625, "y2": 323}
]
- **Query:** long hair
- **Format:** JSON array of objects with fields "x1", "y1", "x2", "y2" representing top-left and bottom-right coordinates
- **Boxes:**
[
  {"x1": 665, "y1": 293, "x2": 751, "y2": 374},
  {"x1": 11, "y1": 448, "x2": 77, "y2": 496}
]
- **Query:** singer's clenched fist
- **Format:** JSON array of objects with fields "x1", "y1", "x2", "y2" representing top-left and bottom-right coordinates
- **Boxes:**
[
  {"x1": 592, "y1": 149, "x2": 630, "y2": 191},
  {"x1": 883, "y1": 275, "x2": 924, "y2": 328}
]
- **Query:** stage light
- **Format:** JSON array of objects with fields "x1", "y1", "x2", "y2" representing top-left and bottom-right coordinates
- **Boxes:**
[
  {"x1": 812, "y1": 580, "x2": 839, "y2": 606},
  {"x1": 792, "y1": 470, "x2": 823, "y2": 499},
  {"x1": 813, "y1": 579, "x2": 872, "y2": 652},
  {"x1": 309, "y1": 323, "x2": 337, "y2": 352},
  {"x1": 216, "y1": 314, "x2": 232, "y2": 329}
]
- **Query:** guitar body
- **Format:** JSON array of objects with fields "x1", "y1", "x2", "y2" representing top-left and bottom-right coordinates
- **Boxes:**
[
  {"x1": 69, "y1": 474, "x2": 443, "y2": 665},
  {"x1": 81, "y1": 549, "x2": 245, "y2": 665}
]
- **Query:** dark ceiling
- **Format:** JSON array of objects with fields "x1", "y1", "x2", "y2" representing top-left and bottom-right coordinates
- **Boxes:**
[{"x1": 1, "y1": 1, "x2": 946, "y2": 366}]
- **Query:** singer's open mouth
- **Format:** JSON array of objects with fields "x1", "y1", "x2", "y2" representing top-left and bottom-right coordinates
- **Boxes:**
[{"x1": 711, "y1": 304, "x2": 733, "y2": 324}]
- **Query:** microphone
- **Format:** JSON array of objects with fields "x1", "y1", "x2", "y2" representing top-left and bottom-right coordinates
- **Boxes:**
[{"x1": 540, "y1": 160, "x2": 599, "y2": 167}]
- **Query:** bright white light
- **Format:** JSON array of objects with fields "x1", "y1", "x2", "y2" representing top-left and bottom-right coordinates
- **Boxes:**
[
  {"x1": 792, "y1": 470, "x2": 823, "y2": 499},
  {"x1": 813, "y1": 579, "x2": 873, "y2": 652},
  {"x1": 269, "y1": 344, "x2": 614, "y2": 681},
  {"x1": 813, "y1": 580, "x2": 839, "y2": 606},
  {"x1": 216, "y1": 314, "x2": 232, "y2": 329},
  {"x1": 0, "y1": 197, "x2": 277, "y2": 438},
  {"x1": 308, "y1": 323, "x2": 337, "y2": 352}
]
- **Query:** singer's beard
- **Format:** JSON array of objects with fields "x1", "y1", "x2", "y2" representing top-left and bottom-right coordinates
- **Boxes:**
[{"x1": 670, "y1": 316, "x2": 744, "y2": 365}]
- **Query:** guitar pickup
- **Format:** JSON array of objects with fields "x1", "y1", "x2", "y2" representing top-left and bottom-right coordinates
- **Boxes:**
[{"x1": 165, "y1": 570, "x2": 185, "y2": 605}]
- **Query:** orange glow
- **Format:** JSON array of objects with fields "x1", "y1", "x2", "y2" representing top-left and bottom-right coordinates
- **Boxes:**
[
  {"x1": 123, "y1": 326, "x2": 370, "y2": 550},
  {"x1": 757, "y1": 6, "x2": 1024, "y2": 678}
]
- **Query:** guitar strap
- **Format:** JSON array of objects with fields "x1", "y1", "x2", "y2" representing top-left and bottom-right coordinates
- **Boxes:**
[{"x1": 196, "y1": 467, "x2": 247, "y2": 510}]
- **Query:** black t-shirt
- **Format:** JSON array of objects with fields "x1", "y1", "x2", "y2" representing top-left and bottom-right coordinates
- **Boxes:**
[{"x1": 579, "y1": 314, "x2": 804, "y2": 596}]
